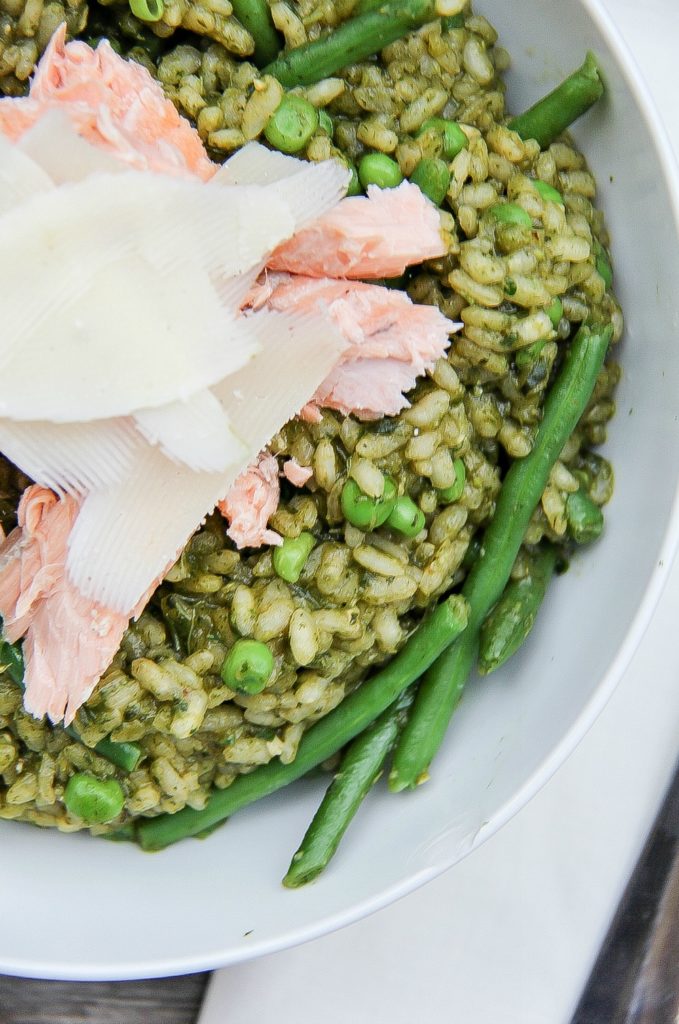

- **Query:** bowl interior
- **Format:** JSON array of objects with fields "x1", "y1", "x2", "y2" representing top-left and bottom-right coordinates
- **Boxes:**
[{"x1": 3, "y1": 0, "x2": 679, "y2": 981}]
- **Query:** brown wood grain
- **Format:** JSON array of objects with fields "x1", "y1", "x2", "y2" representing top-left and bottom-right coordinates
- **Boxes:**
[{"x1": 0, "y1": 972, "x2": 209, "y2": 1024}]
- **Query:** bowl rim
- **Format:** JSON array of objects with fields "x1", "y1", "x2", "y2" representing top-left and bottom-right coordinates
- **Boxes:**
[{"x1": 5, "y1": 0, "x2": 679, "y2": 983}]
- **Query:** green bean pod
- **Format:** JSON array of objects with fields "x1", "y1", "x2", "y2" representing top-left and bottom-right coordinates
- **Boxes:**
[
  {"x1": 389, "y1": 322, "x2": 612, "y2": 791},
  {"x1": 389, "y1": 627, "x2": 476, "y2": 791},
  {"x1": 283, "y1": 687, "x2": 415, "y2": 887},
  {"x1": 263, "y1": 0, "x2": 437, "y2": 87},
  {"x1": 478, "y1": 544, "x2": 558, "y2": 675},
  {"x1": 230, "y1": 0, "x2": 281, "y2": 65},
  {"x1": 136, "y1": 594, "x2": 469, "y2": 850},
  {"x1": 508, "y1": 52, "x2": 604, "y2": 150}
]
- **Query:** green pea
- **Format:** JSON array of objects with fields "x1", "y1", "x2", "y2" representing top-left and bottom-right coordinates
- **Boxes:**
[
  {"x1": 386, "y1": 496, "x2": 426, "y2": 537},
  {"x1": 515, "y1": 338, "x2": 547, "y2": 370},
  {"x1": 128, "y1": 0, "x2": 163, "y2": 22},
  {"x1": 273, "y1": 532, "x2": 315, "y2": 584},
  {"x1": 64, "y1": 773, "x2": 125, "y2": 824},
  {"x1": 318, "y1": 109, "x2": 334, "y2": 138},
  {"x1": 221, "y1": 639, "x2": 274, "y2": 694},
  {"x1": 594, "y1": 241, "x2": 613, "y2": 290},
  {"x1": 489, "y1": 202, "x2": 533, "y2": 228},
  {"x1": 264, "y1": 95, "x2": 319, "y2": 154},
  {"x1": 546, "y1": 296, "x2": 563, "y2": 328},
  {"x1": 531, "y1": 179, "x2": 564, "y2": 205},
  {"x1": 358, "y1": 153, "x2": 404, "y2": 190},
  {"x1": 410, "y1": 157, "x2": 451, "y2": 206},
  {"x1": 418, "y1": 118, "x2": 468, "y2": 161},
  {"x1": 437, "y1": 458, "x2": 466, "y2": 504},
  {"x1": 341, "y1": 476, "x2": 397, "y2": 530}
]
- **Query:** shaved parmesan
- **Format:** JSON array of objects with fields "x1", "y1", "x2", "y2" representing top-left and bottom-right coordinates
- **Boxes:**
[
  {"x1": 133, "y1": 391, "x2": 247, "y2": 473},
  {"x1": 0, "y1": 132, "x2": 53, "y2": 214},
  {"x1": 216, "y1": 142, "x2": 350, "y2": 229},
  {"x1": 0, "y1": 417, "x2": 141, "y2": 495},
  {"x1": 0, "y1": 255, "x2": 262, "y2": 421},
  {"x1": 66, "y1": 306, "x2": 346, "y2": 612},
  {"x1": 17, "y1": 109, "x2": 125, "y2": 183}
]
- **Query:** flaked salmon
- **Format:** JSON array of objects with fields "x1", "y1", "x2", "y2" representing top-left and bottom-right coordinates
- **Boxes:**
[
  {"x1": 0, "y1": 25, "x2": 214, "y2": 180},
  {"x1": 253, "y1": 273, "x2": 455, "y2": 419},
  {"x1": 283, "y1": 459, "x2": 313, "y2": 487},
  {"x1": 0, "y1": 33, "x2": 459, "y2": 722},
  {"x1": 218, "y1": 453, "x2": 282, "y2": 549},
  {"x1": 268, "y1": 181, "x2": 447, "y2": 280},
  {"x1": 0, "y1": 486, "x2": 148, "y2": 723}
]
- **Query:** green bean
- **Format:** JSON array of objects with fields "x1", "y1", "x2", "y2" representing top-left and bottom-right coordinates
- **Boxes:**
[
  {"x1": 264, "y1": 95, "x2": 319, "y2": 154},
  {"x1": 0, "y1": 636, "x2": 142, "y2": 772},
  {"x1": 508, "y1": 52, "x2": 604, "y2": 150},
  {"x1": 437, "y1": 457, "x2": 466, "y2": 504},
  {"x1": 478, "y1": 544, "x2": 558, "y2": 675},
  {"x1": 386, "y1": 496, "x2": 425, "y2": 537},
  {"x1": 136, "y1": 594, "x2": 468, "y2": 850},
  {"x1": 221, "y1": 638, "x2": 274, "y2": 694},
  {"x1": 283, "y1": 687, "x2": 415, "y2": 887},
  {"x1": 389, "y1": 627, "x2": 476, "y2": 790},
  {"x1": 68, "y1": 732, "x2": 141, "y2": 773},
  {"x1": 262, "y1": 0, "x2": 437, "y2": 87},
  {"x1": 417, "y1": 118, "x2": 468, "y2": 160},
  {"x1": 389, "y1": 322, "x2": 612, "y2": 790},
  {"x1": 358, "y1": 153, "x2": 404, "y2": 190},
  {"x1": 410, "y1": 158, "x2": 450, "y2": 206},
  {"x1": 230, "y1": 0, "x2": 281, "y2": 66},
  {"x1": 566, "y1": 486, "x2": 604, "y2": 543},
  {"x1": 128, "y1": 0, "x2": 163, "y2": 22},
  {"x1": 63, "y1": 773, "x2": 125, "y2": 824}
]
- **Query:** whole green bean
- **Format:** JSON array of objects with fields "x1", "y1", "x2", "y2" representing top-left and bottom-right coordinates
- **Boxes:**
[
  {"x1": 0, "y1": 636, "x2": 142, "y2": 773},
  {"x1": 66, "y1": 729, "x2": 142, "y2": 773},
  {"x1": 230, "y1": 0, "x2": 281, "y2": 66},
  {"x1": 389, "y1": 629, "x2": 476, "y2": 791},
  {"x1": 389, "y1": 322, "x2": 612, "y2": 791},
  {"x1": 283, "y1": 687, "x2": 415, "y2": 887},
  {"x1": 508, "y1": 52, "x2": 604, "y2": 150},
  {"x1": 478, "y1": 544, "x2": 558, "y2": 675},
  {"x1": 263, "y1": 0, "x2": 437, "y2": 87},
  {"x1": 136, "y1": 594, "x2": 468, "y2": 851}
]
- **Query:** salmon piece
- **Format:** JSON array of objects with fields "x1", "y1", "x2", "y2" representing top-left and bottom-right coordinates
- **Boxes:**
[
  {"x1": 254, "y1": 273, "x2": 456, "y2": 419},
  {"x1": 0, "y1": 485, "x2": 141, "y2": 723},
  {"x1": 0, "y1": 25, "x2": 214, "y2": 181},
  {"x1": 283, "y1": 459, "x2": 313, "y2": 486},
  {"x1": 217, "y1": 452, "x2": 282, "y2": 549},
  {"x1": 267, "y1": 181, "x2": 447, "y2": 280}
]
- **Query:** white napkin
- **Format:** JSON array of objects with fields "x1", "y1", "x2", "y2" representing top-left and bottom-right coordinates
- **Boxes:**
[
  {"x1": 200, "y1": 4, "x2": 679, "y2": 1021},
  {"x1": 199, "y1": 549, "x2": 679, "y2": 1024}
]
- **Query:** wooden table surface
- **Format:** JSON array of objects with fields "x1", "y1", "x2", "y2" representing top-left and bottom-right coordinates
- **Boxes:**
[{"x1": 0, "y1": 973, "x2": 209, "y2": 1024}]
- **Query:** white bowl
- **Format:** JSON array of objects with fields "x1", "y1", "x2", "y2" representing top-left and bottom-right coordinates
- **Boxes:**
[{"x1": 3, "y1": 0, "x2": 679, "y2": 981}]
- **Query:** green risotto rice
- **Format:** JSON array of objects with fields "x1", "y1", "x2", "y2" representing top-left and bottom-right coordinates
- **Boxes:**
[{"x1": 0, "y1": 0, "x2": 621, "y2": 835}]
